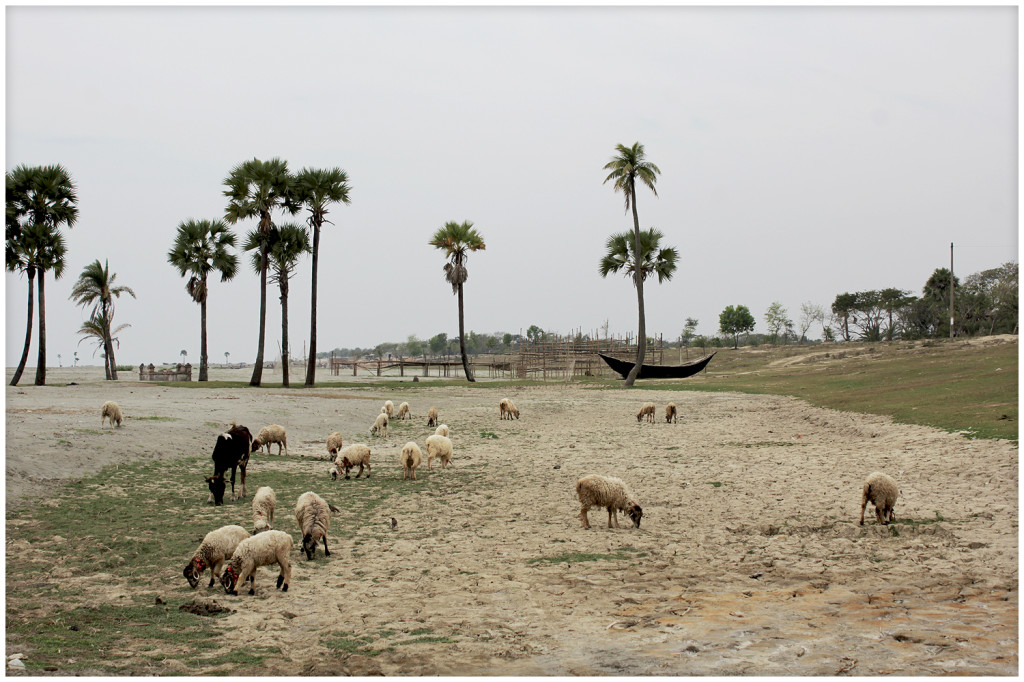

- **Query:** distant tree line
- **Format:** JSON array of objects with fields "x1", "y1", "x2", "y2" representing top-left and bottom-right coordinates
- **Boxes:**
[{"x1": 320, "y1": 331, "x2": 523, "y2": 362}]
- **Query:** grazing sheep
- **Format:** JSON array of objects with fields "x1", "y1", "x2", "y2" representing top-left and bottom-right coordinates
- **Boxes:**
[
  {"x1": 295, "y1": 491, "x2": 339, "y2": 560},
  {"x1": 183, "y1": 524, "x2": 250, "y2": 589},
  {"x1": 425, "y1": 434, "x2": 453, "y2": 470},
  {"x1": 252, "y1": 424, "x2": 288, "y2": 456},
  {"x1": 251, "y1": 486, "x2": 277, "y2": 534},
  {"x1": 426, "y1": 406, "x2": 439, "y2": 428},
  {"x1": 326, "y1": 432, "x2": 344, "y2": 457},
  {"x1": 101, "y1": 401, "x2": 123, "y2": 428},
  {"x1": 576, "y1": 474, "x2": 643, "y2": 530},
  {"x1": 220, "y1": 529, "x2": 293, "y2": 596},
  {"x1": 330, "y1": 444, "x2": 372, "y2": 480},
  {"x1": 665, "y1": 403, "x2": 678, "y2": 424},
  {"x1": 395, "y1": 401, "x2": 411, "y2": 420},
  {"x1": 499, "y1": 398, "x2": 520, "y2": 420},
  {"x1": 401, "y1": 441, "x2": 423, "y2": 480},
  {"x1": 206, "y1": 423, "x2": 252, "y2": 505},
  {"x1": 860, "y1": 472, "x2": 899, "y2": 526},
  {"x1": 369, "y1": 412, "x2": 389, "y2": 438},
  {"x1": 434, "y1": 424, "x2": 450, "y2": 437},
  {"x1": 636, "y1": 402, "x2": 656, "y2": 423},
  {"x1": 383, "y1": 400, "x2": 395, "y2": 419}
]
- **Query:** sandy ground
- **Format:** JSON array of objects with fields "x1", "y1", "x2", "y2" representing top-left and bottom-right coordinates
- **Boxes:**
[{"x1": 5, "y1": 366, "x2": 1019, "y2": 674}]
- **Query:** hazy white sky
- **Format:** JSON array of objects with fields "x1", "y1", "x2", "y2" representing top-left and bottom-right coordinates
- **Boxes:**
[{"x1": 6, "y1": 5, "x2": 1018, "y2": 366}]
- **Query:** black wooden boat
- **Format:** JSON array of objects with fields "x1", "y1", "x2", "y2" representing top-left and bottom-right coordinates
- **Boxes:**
[{"x1": 598, "y1": 351, "x2": 716, "y2": 380}]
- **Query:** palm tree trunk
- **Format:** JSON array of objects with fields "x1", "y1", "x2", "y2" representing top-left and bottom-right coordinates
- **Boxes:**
[
  {"x1": 199, "y1": 286, "x2": 209, "y2": 381},
  {"x1": 457, "y1": 281, "x2": 474, "y2": 382},
  {"x1": 624, "y1": 186, "x2": 645, "y2": 388},
  {"x1": 305, "y1": 224, "x2": 320, "y2": 387},
  {"x1": 11, "y1": 270, "x2": 35, "y2": 386},
  {"x1": 34, "y1": 270, "x2": 47, "y2": 385},
  {"x1": 250, "y1": 246, "x2": 268, "y2": 387},
  {"x1": 104, "y1": 304, "x2": 118, "y2": 380},
  {"x1": 281, "y1": 279, "x2": 290, "y2": 388}
]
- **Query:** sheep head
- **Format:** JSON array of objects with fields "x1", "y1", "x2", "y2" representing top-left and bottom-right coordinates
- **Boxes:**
[
  {"x1": 626, "y1": 504, "x2": 643, "y2": 528},
  {"x1": 183, "y1": 558, "x2": 204, "y2": 589},
  {"x1": 220, "y1": 565, "x2": 239, "y2": 594},
  {"x1": 250, "y1": 438, "x2": 262, "y2": 453},
  {"x1": 301, "y1": 533, "x2": 317, "y2": 560}
]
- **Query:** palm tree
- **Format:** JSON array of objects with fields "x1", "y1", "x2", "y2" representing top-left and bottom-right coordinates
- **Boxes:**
[
  {"x1": 291, "y1": 167, "x2": 352, "y2": 387},
  {"x1": 599, "y1": 229, "x2": 679, "y2": 342},
  {"x1": 223, "y1": 158, "x2": 296, "y2": 387},
  {"x1": 244, "y1": 223, "x2": 311, "y2": 387},
  {"x1": 167, "y1": 219, "x2": 239, "y2": 381},
  {"x1": 69, "y1": 259, "x2": 136, "y2": 380},
  {"x1": 77, "y1": 310, "x2": 131, "y2": 368},
  {"x1": 428, "y1": 220, "x2": 486, "y2": 382},
  {"x1": 6, "y1": 164, "x2": 78, "y2": 386},
  {"x1": 603, "y1": 142, "x2": 661, "y2": 387}
]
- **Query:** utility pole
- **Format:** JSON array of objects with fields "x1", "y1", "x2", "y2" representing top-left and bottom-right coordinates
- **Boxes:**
[{"x1": 950, "y1": 242, "x2": 955, "y2": 340}]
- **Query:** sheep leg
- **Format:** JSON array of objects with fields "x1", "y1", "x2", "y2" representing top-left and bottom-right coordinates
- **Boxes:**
[
  {"x1": 365, "y1": 463, "x2": 371, "y2": 478},
  {"x1": 277, "y1": 553, "x2": 291, "y2": 591},
  {"x1": 322, "y1": 535, "x2": 331, "y2": 557},
  {"x1": 355, "y1": 463, "x2": 364, "y2": 479},
  {"x1": 859, "y1": 496, "x2": 868, "y2": 525},
  {"x1": 607, "y1": 506, "x2": 620, "y2": 528},
  {"x1": 580, "y1": 505, "x2": 591, "y2": 529},
  {"x1": 876, "y1": 506, "x2": 886, "y2": 525},
  {"x1": 210, "y1": 560, "x2": 223, "y2": 587}
]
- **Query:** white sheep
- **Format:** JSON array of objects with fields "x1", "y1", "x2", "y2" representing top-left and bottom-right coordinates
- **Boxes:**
[
  {"x1": 665, "y1": 403, "x2": 678, "y2": 424},
  {"x1": 330, "y1": 444, "x2": 372, "y2": 480},
  {"x1": 576, "y1": 474, "x2": 643, "y2": 530},
  {"x1": 636, "y1": 402, "x2": 656, "y2": 423},
  {"x1": 395, "y1": 401, "x2": 411, "y2": 420},
  {"x1": 101, "y1": 401, "x2": 123, "y2": 428},
  {"x1": 219, "y1": 529, "x2": 293, "y2": 596},
  {"x1": 426, "y1": 406, "x2": 439, "y2": 428},
  {"x1": 253, "y1": 424, "x2": 288, "y2": 456},
  {"x1": 183, "y1": 524, "x2": 250, "y2": 589},
  {"x1": 326, "y1": 432, "x2": 344, "y2": 456},
  {"x1": 251, "y1": 486, "x2": 277, "y2": 534},
  {"x1": 401, "y1": 441, "x2": 423, "y2": 480},
  {"x1": 860, "y1": 471, "x2": 899, "y2": 526},
  {"x1": 383, "y1": 400, "x2": 395, "y2": 419},
  {"x1": 369, "y1": 412, "x2": 389, "y2": 438},
  {"x1": 434, "y1": 424, "x2": 450, "y2": 437},
  {"x1": 295, "y1": 491, "x2": 338, "y2": 560},
  {"x1": 499, "y1": 398, "x2": 520, "y2": 420},
  {"x1": 425, "y1": 434, "x2": 453, "y2": 470}
]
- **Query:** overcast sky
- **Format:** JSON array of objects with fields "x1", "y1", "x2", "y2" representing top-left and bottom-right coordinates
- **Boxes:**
[{"x1": 6, "y1": 5, "x2": 1018, "y2": 367}]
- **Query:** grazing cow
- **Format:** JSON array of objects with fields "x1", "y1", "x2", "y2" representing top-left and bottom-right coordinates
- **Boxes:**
[{"x1": 206, "y1": 423, "x2": 253, "y2": 505}]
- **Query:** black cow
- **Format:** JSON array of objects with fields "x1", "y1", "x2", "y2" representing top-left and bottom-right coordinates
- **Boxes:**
[{"x1": 206, "y1": 424, "x2": 252, "y2": 505}]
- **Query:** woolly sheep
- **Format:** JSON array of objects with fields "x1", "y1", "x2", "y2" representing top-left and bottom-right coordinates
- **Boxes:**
[
  {"x1": 330, "y1": 444, "x2": 372, "y2": 480},
  {"x1": 220, "y1": 529, "x2": 293, "y2": 596},
  {"x1": 183, "y1": 524, "x2": 250, "y2": 589},
  {"x1": 383, "y1": 400, "x2": 395, "y2": 419},
  {"x1": 295, "y1": 491, "x2": 338, "y2": 560},
  {"x1": 326, "y1": 432, "x2": 344, "y2": 456},
  {"x1": 665, "y1": 403, "x2": 678, "y2": 424},
  {"x1": 251, "y1": 486, "x2": 277, "y2": 534},
  {"x1": 401, "y1": 441, "x2": 423, "y2": 480},
  {"x1": 636, "y1": 402, "x2": 656, "y2": 423},
  {"x1": 252, "y1": 424, "x2": 288, "y2": 456},
  {"x1": 101, "y1": 401, "x2": 123, "y2": 428},
  {"x1": 860, "y1": 471, "x2": 899, "y2": 526},
  {"x1": 426, "y1": 406, "x2": 439, "y2": 428},
  {"x1": 369, "y1": 412, "x2": 389, "y2": 438},
  {"x1": 434, "y1": 424, "x2": 450, "y2": 437},
  {"x1": 425, "y1": 434, "x2": 453, "y2": 470},
  {"x1": 576, "y1": 474, "x2": 643, "y2": 530},
  {"x1": 499, "y1": 398, "x2": 520, "y2": 420},
  {"x1": 395, "y1": 401, "x2": 411, "y2": 420}
]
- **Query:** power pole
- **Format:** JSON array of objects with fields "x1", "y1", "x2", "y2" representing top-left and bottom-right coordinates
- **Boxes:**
[{"x1": 950, "y1": 242, "x2": 955, "y2": 340}]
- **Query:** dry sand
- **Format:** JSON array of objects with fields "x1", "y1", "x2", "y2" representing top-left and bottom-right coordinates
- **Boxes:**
[{"x1": 5, "y1": 366, "x2": 1018, "y2": 674}]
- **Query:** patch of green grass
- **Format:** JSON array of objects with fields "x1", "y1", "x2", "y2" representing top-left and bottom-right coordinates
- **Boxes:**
[
  {"x1": 132, "y1": 416, "x2": 181, "y2": 422},
  {"x1": 394, "y1": 635, "x2": 456, "y2": 645},
  {"x1": 527, "y1": 551, "x2": 631, "y2": 565},
  {"x1": 479, "y1": 430, "x2": 499, "y2": 439},
  {"x1": 708, "y1": 481, "x2": 724, "y2": 488}
]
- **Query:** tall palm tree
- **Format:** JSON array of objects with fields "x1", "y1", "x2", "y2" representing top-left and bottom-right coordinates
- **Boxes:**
[
  {"x1": 167, "y1": 219, "x2": 239, "y2": 381},
  {"x1": 77, "y1": 309, "x2": 131, "y2": 370},
  {"x1": 6, "y1": 164, "x2": 78, "y2": 386},
  {"x1": 291, "y1": 166, "x2": 352, "y2": 387},
  {"x1": 6, "y1": 224, "x2": 65, "y2": 385},
  {"x1": 603, "y1": 142, "x2": 661, "y2": 387},
  {"x1": 428, "y1": 220, "x2": 486, "y2": 382},
  {"x1": 69, "y1": 259, "x2": 136, "y2": 380},
  {"x1": 599, "y1": 228, "x2": 679, "y2": 335},
  {"x1": 244, "y1": 223, "x2": 311, "y2": 387},
  {"x1": 223, "y1": 157, "x2": 295, "y2": 386}
]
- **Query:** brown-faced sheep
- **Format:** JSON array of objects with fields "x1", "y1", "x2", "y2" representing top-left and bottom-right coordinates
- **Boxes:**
[
  {"x1": 101, "y1": 401, "x2": 123, "y2": 428},
  {"x1": 499, "y1": 398, "x2": 520, "y2": 420},
  {"x1": 252, "y1": 425, "x2": 288, "y2": 456},
  {"x1": 369, "y1": 413, "x2": 389, "y2": 438},
  {"x1": 183, "y1": 524, "x2": 250, "y2": 589},
  {"x1": 220, "y1": 529, "x2": 293, "y2": 596},
  {"x1": 636, "y1": 402, "x2": 656, "y2": 423},
  {"x1": 395, "y1": 402, "x2": 411, "y2": 420},
  {"x1": 576, "y1": 474, "x2": 643, "y2": 530},
  {"x1": 426, "y1": 406, "x2": 439, "y2": 428},
  {"x1": 295, "y1": 491, "x2": 339, "y2": 560},
  {"x1": 401, "y1": 441, "x2": 423, "y2": 480},
  {"x1": 251, "y1": 486, "x2": 277, "y2": 534},
  {"x1": 665, "y1": 403, "x2": 678, "y2": 424},
  {"x1": 330, "y1": 444, "x2": 372, "y2": 480},
  {"x1": 326, "y1": 432, "x2": 344, "y2": 457},
  {"x1": 860, "y1": 471, "x2": 899, "y2": 525},
  {"x1": 425, "y1": 434, "x2": 453, "y2": 470}
]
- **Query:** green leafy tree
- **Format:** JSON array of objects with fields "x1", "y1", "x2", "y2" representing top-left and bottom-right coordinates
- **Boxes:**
[
  {"x1": 223, "y1": 157, "x2": 296, "y2": 386},
  {"x1": 244, "y1": 223, "x2": 311, "y2": 387},
  {"x1": 719, "y1": 304, "x2": 755, "y2": 349},
  {"x1": 77, "y1": 309, "x2": 130, "y2": 369},
  {"x1": 831, "y1": 292, "x2": 857, "y2": 342},
  {"x1": 603, "y1": 141, "x2": 661, "y2": 387},
  {"x1": 429, "y1": 220, "x2": 486, "y2": 382},
  {"x1": 6, "y1": 224, "x2": 65, "y2": 385},
  {"x1": 526, "y1": 325, "x2": 544, "y2": 343},
  {"x1": 878, "y1": 288, "x2": 914, "y2": 341},
  {"x1": 6, "y1": 164, "x2": 78, "y2": 385},
  {"x1": 69, "y1": 259, "x2": 136, "y2": 380},
  {"x1": 428, "y1": 333, "x2": 448, "y2": 357},
  {"x1": 291, "y1": 167, "x2": 352, "y2": 387},
  {"x1": 763, "y1": 301, "x2": 789, "y2": 345},
  {"x1": 167, "y1": 219, "x2": 239, "y2": 381},
  {"x1": 502, "y1": 332, "x2": 513, "y2": 351},
  {"x1": 406, "y1": 335, "x2": 424, "y2": 359}
]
